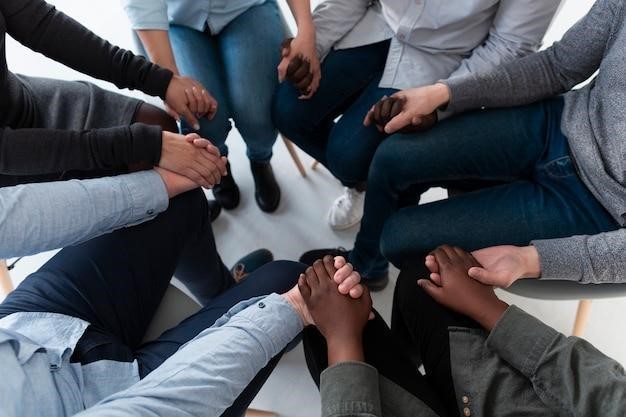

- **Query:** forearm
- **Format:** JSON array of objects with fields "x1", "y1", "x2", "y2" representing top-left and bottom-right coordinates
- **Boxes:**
[
  {"x1": 77, "y1": 294, "x2": 303, "y2": 417},
  {"x1": 0, "y1": 124, "x2": 162, "y2": 176},
  {"x1": 136, "y1": 30, "x2": 179, "y2": 74},
  {"x1": 287, "y1": 0, "x2": 314, "y2": 34},
  {"x1": 0, "y1": 170, "x2": 168, "y2": 259},
  {"x1": 487, "y1": 306, "x2": 626, "y2": 416}
]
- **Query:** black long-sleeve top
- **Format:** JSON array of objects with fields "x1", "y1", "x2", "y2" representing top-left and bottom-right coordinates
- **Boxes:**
[{"x1": 0, "y1": 0, "x2": 173, "y2": 176}]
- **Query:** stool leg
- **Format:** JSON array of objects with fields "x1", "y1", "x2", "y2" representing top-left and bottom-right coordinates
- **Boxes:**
[
  {"x1": 311, "y1": 160, "x2": 320, "y2": 170},
  {"x1": 0, "y1": 260, "x2": 14, "y2": 296},
  {"x1": 572, "y1": 299, "x2": 592, "y2": 337},
  {"x1": 246, "y1": 409, "x2": 277, "y2": 417},
  {"x1": 282, "y1": 136, "x2": 307, "y2": 178}
]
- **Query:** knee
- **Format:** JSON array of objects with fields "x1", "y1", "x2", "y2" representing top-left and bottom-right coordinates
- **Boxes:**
[
  {"x1": 326, "y1": 140, "x2": 374, "y2": 185},
  {"x1": 133, "y1": 102, "x2": 178, "y2": 133},
  {"x1": 367, "y1": 141, "x2": 399, "y2": 187},
  {"x1": 272, "y1": 84, "x2": 310, "y2": 137},
  {"x1": 380, "y1": 211, "x2": 436, "y2": 269},
  {"x1": 254, "y1": 260, "x2": 307, "y2": 293}
]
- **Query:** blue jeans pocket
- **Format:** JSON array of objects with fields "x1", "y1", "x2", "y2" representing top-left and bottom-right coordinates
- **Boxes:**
[{"x1": 540, "y1": 155, "x2": 576, "y2": 179}]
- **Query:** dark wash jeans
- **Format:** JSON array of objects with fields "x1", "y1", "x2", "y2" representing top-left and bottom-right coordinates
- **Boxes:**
[
  {"x1": 0, "y1": 189, "x2": 305, "y2": 417},
  {"x1": 350, "y1": 97, "x2": 618, "y2": 277},
  {"x1": 272, "y1": 40, "x2": 397, "y2": 187}
]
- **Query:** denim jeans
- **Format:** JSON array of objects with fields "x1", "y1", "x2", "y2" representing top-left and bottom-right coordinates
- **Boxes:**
[
  {"x1": 169, "y1": 0, "x2": 284, "y2": 162},
  {"x1": 0, "y1": 189, "x2": 305, "y2": 417},
  {"x1": 350, "y1": 97, "x2": 619, "y2": 277},
  {"x1": 272, "y1": 40, "x2": 396, "y2": 187}
]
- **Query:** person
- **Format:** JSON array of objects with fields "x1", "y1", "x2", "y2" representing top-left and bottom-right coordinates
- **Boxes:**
[
  {"x1": 0, "y1": 184, "x2": 364, "y2": 416},
  {"x1": 301, "y1": 0, "x2": 624, "y2": 290},
  {"x1": 273, "y1": 0, "x2": 561, "y2": 231},
  {"x1": 302, "y1": 237, "x2": 626, "y2": 417},
  {"x1": 0, "y1": 0, "x2": 224, "y2": 217},
  {"x1": 123, "y1": 0, "x2": 320, "y2": 213}
]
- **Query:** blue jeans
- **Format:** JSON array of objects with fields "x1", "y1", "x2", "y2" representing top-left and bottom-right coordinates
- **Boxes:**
[
  {"x1": 351, "y1": 97, "x2": 619, "y2": 277},
  {"x1": 272, "y1": 40, "x2": 396, "y2": 186},
  {"x1": 169, "y1": 0, "x2": 284, "y2": 162},
  {"x1": 0, "y1": 189, "x2": 305, "y2": 417}
]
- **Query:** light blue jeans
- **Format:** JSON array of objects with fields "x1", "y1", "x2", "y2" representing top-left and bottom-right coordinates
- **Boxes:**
[{"x1": 169, "y1": 0, "x2": 284, "y2": 162}]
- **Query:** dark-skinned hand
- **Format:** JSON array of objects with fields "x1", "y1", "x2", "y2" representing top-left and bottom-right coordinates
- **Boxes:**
[
  {"x1": 365, "y1": 95, "x2": 438, "y2": 133},
  {"x1": 298, "y1": 256, "x2": 373, "y2": 363},
  {"x1": 280, "y1": 38, "x2": 314, "y2": 96},
  {"x1": 419, "y1": 245, "x2": 509, "y2": 331}
]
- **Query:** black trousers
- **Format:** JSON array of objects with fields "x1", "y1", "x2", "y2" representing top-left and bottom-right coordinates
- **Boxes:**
[
  {"x1": 0, "y1": 189, "x2": 306, "y2": 417},
  {"x1": 303, "y1": 262, "x2": 480, "y2": 417}
]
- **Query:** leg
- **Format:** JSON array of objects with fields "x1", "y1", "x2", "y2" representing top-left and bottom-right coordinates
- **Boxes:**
[
  {"x1": 136, "y1": 261, "x2": 306, "y2": 417},
  {"x1": 272, "y1": 40, "x2": 391, "y2": 166},
  {"x1": 303, "y1": 312, "x2": 451, "y2": 416},
  {"x1": 392, "y1": 264, "x2": 479, "y2": 417},
  {"x1": 0, "y1": 189, "x2": 233, "y2": 354},
  {"x1": 351, "y1": 98, "x2": 562, "y2": 277}
]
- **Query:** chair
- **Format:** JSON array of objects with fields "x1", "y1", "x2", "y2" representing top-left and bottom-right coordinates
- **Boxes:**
[{"x1": 505, "y1": 279, "x2": 626, "y2": 336}]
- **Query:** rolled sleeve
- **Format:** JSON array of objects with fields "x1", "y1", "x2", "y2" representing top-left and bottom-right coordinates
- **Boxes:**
[{"x1": 321, "y1": 362, "x2": 381, "y2": 417}]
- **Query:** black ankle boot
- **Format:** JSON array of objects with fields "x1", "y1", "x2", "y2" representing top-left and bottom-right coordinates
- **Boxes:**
[
  {"x1": 212, "y1": 162, "x2": 240, "y2": 210},
  {"x1": 250, "y1": 160, "x2": 280, "y2": 213},
  {"x1": 207, "y1": 199, "x2": 221, "y2": 222}
]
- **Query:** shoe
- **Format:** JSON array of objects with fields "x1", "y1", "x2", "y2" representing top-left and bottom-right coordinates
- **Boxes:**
[
  {"x1": 299, "y1": 247, "x2": 389, "y2": 292},
  {"x1": 230, "y1": 248, "x2": 274, "y2": 283},
  {"x1": 213, "y1": 162, "x2": 240, "y2": 210},
  {"x1": 250, "y1": 161, "x2": 281, "y2": 213},
  {"x1": 327, "y1": 187, "x2": 365, "y2": 230},
  {"x1": 207, "y1": 199, "x2": 221, "y2": 222}
]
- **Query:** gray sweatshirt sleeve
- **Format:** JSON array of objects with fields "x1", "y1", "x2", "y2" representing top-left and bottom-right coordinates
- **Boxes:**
[
  {"x1": 443, "y1": 0, "x2": 623, "y2": 114},
  {"x1": 531, "y1": 229, "x2": 626, "y2": 283},
  {"x1": 487, "y1": 306, "x2": 626, "y2": 417}
]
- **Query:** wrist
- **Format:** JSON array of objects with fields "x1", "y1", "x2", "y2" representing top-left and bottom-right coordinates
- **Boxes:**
[
  {"x1": 296, "y1": 22, "x2": 315, "y2": 41},
  {"x1": 476, "y1": 299, "x2": 509, "y2": 332},
  {"x1": 327, "y1": 336, "x2": 364, "y2": 366},
  {"x1": 432, "y1": 83, "x2": 451, "y2": 109},
  {"x1": 521, "y1": 246, "x2": 541, "y2": 278}
]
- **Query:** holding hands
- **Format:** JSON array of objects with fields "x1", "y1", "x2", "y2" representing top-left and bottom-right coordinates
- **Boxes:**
[
  {"x1": 364, "y1": 95, "x2": 438, "y2": 133},
  {"x1": 278, "y1": 36, "x2": 321, "y2": 98},
  {"x1": 165, "y1": 74, "x2": 218, "y2": 130}
]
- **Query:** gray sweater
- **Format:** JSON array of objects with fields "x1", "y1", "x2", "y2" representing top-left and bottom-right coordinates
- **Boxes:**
[{"x1": 444, "y1": 0, "x2": 626, "y2": 229}]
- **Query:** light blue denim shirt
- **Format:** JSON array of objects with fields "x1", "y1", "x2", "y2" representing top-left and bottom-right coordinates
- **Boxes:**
[
  {"x1": 0, "y1": 170, "x2": 169, "y2": 259},
  {"x1": 313, "y1": 0, "x2": 562, "y2": 90},
  {"x1": 122, "y1": 0, "x2": 266, "y2": 34},
  {"x1": 0, "y1": 293, "x2": 302, "y2": 416}
]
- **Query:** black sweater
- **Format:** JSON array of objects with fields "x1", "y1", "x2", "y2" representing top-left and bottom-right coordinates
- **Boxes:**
[{"x1": 0, "y1": 0, "x2": 173, "y2": 177}]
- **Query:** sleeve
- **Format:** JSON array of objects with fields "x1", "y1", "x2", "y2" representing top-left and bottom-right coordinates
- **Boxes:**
[
  {"x1": 442, "y1": 0, "x2": 623, "y2": 114},
  {"x1": 531, "y1": 229, "x2": 626, "y2": 283},
  {"x1": 1, "y1": 0, "x2": 173, "y2": 99},
  {"x1": 312, "y1": 0, "x2": 371, "y2": 60},
  {"x1": 75, "y1": 294, "x2": 303, "y2": 417},
  {"x1": 121, "y1": 0, "x2": 170, "y2": 31},
  {"x1": 444, "y1": 0, "x2": 561, "y2": 80},
  {"x1": 487, "y1": 306, "x2": 626, "y2": 416},
  {"x1": 0, "y1": 170, "x2": 169, "y2": 259},
  {"x1": 320, "y1": 362, "x2": 382, "y2": 417},
  {"x1": 0, "y1": 124, "x2": 162, "y2": 176}
]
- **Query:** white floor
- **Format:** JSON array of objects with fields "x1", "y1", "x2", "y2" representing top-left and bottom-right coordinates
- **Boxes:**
[{"x1": 5, "y1": 1, "x2": 625, "y2": 416}]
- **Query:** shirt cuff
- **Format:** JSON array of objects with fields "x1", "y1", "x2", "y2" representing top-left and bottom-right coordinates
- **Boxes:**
[
  {"x1": 129, "y1": 123, "x2": 163, "y2": 165},
  {"x1": 531, "y1": 237, "x2": 586, "y2": 281},
  {"x1": 122, "y1": 170, "x2": 169, "y2": 226},
  {"x1": 440, "y1": 75, "x2": 482, "y2": 115},
  {"x1": 486, "y1": 305, "x2": 559, "y2": 378},
  {"x1": 321, "y1": 362, "x2": 381, "y2": 417}
]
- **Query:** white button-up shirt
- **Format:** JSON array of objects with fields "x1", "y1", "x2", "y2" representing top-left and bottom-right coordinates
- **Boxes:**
[{"x1": 313, "y1": 0, "x2": 561, "y2": 90}]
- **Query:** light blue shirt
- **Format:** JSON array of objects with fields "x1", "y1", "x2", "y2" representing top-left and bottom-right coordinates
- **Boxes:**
[
  {"x1": 0, "y1": 170, "x2": 169, "y2": 259},
  {"x1": 313, "y1": 0, "x2": 562, "y2": 90},
  {"x1": 0, "y1": 293, "x2": 302, "y2": 416},
  {"x1": 122, "y1": 0, "x2": 266, "y2": 34}
]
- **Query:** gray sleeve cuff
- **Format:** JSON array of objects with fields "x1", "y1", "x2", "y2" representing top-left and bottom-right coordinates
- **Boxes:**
[
  {"x1": 531, "y1": 237, "x2": 586, "y2": 281},
  {"x1": 122, "y1": 170, "x2": 169, "y2": 226},
  {"x1": 486, "y1": 305, "x2": 559, "y2": 378},
  {"x1": 440, "y1": 75, "x2": 484, "y2": 115},
  {"x1": 321, "y1": 362, "x2": 381, "y2": 417}
]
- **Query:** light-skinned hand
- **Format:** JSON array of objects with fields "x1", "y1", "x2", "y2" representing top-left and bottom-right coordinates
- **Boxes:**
[
  {"x1": 165, "y1": 75, "x2": 218, "y2": 130},
  {"x1": 278, "y1": 36, "x2": 321, "y2": 99},
  {"x1": 469, "y1": 245, "x2": 542, "y2": 288}
]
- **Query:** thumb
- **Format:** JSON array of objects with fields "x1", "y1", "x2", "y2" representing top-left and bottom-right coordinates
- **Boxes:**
[
  {"x1": 468, "y1": 267, "x2": 492, "y2": 284},
  {"x1": 384, "y1": 111, "x2": 412, "y2": 134},
  {"x1": 277, "y1": 59, "x2": 288, "y2": 82},
  {"x1": 417, "y1": 279, "x2": 443, "y2": 301}
]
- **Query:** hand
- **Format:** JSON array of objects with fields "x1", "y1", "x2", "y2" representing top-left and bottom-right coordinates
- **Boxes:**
[
  {"x1": 165, "y1": 75, "x2": 218, "y2": 130},
  {"x1": 159, "y1": 131, "x2": 226, "y2": 188},
  {"x1": 469, "y1": 245, "x2": 541, "y2": 288},
  {"x1": 364, "y1": 95, "x2": 438, "y2": 133},
  {"x1": 154, "y1": 166, "x2": 198, "y2": 198},
  {"x1": 365, "y1": 83, "x2": 450, "y2": 134},
  {"x1": 419, "y1": 245, "x2": 509, "y2": 331},
  {"x1": 298, "y1": 256, "x2": 373, "y2": 365},
  {"x1": 278, "y1": 36, "x2": 321, "y2": 98},
  {"x1": 184, "y1": 133, "x2": 228, "y2": 177}
]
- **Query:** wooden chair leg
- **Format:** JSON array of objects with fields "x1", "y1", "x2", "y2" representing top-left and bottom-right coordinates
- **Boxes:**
[
  {"x1": 572, "y1": 299, "x2": 592, "y2": 337},
  {"x1": 282, "y1": 136, "x2": 307, "y2": 178},
  {"x1": 245, "y1": 409, "x2": 277, "y2": 417},
  {"x1": 311, "y1": 160, "x2": 320, "y2": 170},
  {"x1": 0, "y1": 260, "x2": 14, "y2": 296}
]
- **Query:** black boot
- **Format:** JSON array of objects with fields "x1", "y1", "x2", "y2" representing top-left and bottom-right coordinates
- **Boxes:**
[
  {"x1": 212, "y1": 162, "x2": 240, "y2": 210},
  {"x1": 250, "y1": 160, "x2": 281, "y2": 213},
  {"x1": 207, "y1": 199, "x2": 222, "y2": 222}
]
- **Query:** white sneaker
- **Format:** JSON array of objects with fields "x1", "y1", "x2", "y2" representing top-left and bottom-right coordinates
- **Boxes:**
[{"x1": 327, "y1": 187, "x2": 365, "y2": 230}]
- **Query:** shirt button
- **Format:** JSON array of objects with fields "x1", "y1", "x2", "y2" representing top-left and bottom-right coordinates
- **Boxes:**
[
  {"x1": 463, "y1": 407, "x2": 471, "y2": 416},
  {"x1": 398, "y1": 33, "x2": 405, "y2": 41},
  {"x1": 258, "y1": 302, "x2": 265, "y2": 309},
  {"x1": 462, "y1": 396, "x2": 470, "y2": 404},
  {"x1": 147, "y1": 209, "x2": 155, "y2": 215}
]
